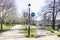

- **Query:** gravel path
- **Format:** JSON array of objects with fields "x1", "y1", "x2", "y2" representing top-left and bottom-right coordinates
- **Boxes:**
[
  {"x1": 32, "y1": 26, "x2": 60, "y2": 40},
  {"x1": 0, "y1": 25, "x2": 60, "y2": 40},
  {"x1": 34, "y1": 29, "x2": 55, "y2": 38},
  {"x1": 0, "y1": 25, "x2": 25, "y2": 40}
]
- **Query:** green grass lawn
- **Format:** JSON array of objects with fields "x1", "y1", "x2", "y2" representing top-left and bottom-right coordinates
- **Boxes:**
[
  {"x1": 21, "y1": 25, "x2": 37, "y2": 37},
  {"x1": 0, "y1": 24, "x2": 13, "y2": 30},
  {"x1": 50, "y1": 29, "x2": 60, "y2": 37}
]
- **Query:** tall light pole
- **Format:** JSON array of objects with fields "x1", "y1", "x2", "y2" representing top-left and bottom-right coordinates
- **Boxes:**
[{"x1": 28, "y1": 3, "x2": 31, "y2": 37}]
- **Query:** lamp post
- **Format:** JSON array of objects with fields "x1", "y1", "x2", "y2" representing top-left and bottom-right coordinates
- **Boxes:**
[{"x1": 28, "y1": 3, "x2": 31, "y2": 37}]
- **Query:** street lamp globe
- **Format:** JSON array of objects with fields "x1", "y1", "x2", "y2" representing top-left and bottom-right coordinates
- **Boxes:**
[{"x1": 28, "y1": 3, "x2": 31, "y2": 7}]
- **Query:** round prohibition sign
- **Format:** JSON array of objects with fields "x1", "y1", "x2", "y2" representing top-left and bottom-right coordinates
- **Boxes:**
[{"x1": 23, "y1": 12, "x2": 28, "y2": 17}]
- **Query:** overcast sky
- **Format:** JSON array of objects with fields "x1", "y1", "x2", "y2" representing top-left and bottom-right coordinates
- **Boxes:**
[
  {"x1": 15, "y1": 0, "x2": 46, "y2": 21},
  {"x1": 15, "y1": 0, "x2": 45, "y2": 13},
  {"x1": 15, "y1": 0, "x2": 60, "y2": 21}
]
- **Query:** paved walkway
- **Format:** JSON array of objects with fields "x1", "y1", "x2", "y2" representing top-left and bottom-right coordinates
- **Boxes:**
[
  {"x1": 0, "y1": 25, "x2": 60, "y2": 40},
  {"x1": 33, "y1": 26, "x2": 60, "y2": 40},
  {"x1": 34, "y1": 29, "x2": 55, "y2": 38},
  {"x1": 0, "y1": 25, "x2": 25, "y2": 40}
]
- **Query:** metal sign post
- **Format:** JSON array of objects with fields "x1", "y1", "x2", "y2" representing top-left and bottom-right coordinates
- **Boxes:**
[
  {"x1": 28, "y1": 3, "x2": 31, "y2": 37},
  {"x1": 28, "y1": 4, "x2": 35, "y2": 37}
]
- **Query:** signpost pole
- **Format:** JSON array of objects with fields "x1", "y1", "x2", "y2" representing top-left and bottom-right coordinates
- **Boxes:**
[{"x1": 28, "y1": 3, "x2": 31, "y2": 37}]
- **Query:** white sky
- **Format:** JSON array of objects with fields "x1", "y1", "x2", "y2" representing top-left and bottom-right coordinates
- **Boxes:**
[
  {"x1": 15, "y1": 0, "x2": 45, "y2": 13},
  {"x1": 14, "y1": 0, "x2": 60, "y2": 21},
  {"x1": 15, "y1": 0, "x2": 45, "y2": 21}
]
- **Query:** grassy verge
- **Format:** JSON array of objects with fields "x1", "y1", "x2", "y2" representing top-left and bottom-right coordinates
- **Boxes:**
[
  {"x1": 22, "y1": 25, "x2": 37, "y2": 38},
  {"x1": 0, "y1": 25, "x2": 13, "y2": 30},
  {"x1": 50, "y1": 29, "x2": 60, "y2": 37}
]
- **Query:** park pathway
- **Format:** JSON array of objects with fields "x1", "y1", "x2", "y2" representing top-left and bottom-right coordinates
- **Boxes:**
[
  {"x1": 0, "y1": 25, "x2": 60, "y2": 40},
  {"x1": 33, "y1": 26, "x2": 60, "y2": 40},
  {"x1": 34, "y1": 28, "x2": 55, "y2": 38},
  {"x1": 0, "y1": 25, "x2": 25, "y2": 40}
]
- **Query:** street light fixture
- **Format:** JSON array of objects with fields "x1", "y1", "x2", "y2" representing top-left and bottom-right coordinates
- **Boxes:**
[{"x1": 28, "y1": 3, "x2": 31, "y2": 37}]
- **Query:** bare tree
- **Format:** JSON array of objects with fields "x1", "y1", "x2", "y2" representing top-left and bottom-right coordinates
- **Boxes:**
[
  {"x1": 0, "y1": 0, "x2": 16, "y2": 30},
  {"x1": 40, "y1": 0, "x2": 60, "y2": 29}
]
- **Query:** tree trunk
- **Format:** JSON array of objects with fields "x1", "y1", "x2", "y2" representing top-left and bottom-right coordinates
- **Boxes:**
[
  {"x1": 52, "y1": 0, "x2": 55, "y2": 29},
  {"x1": 52, "y1": 18, "x2": 55, "y2": 29}
]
